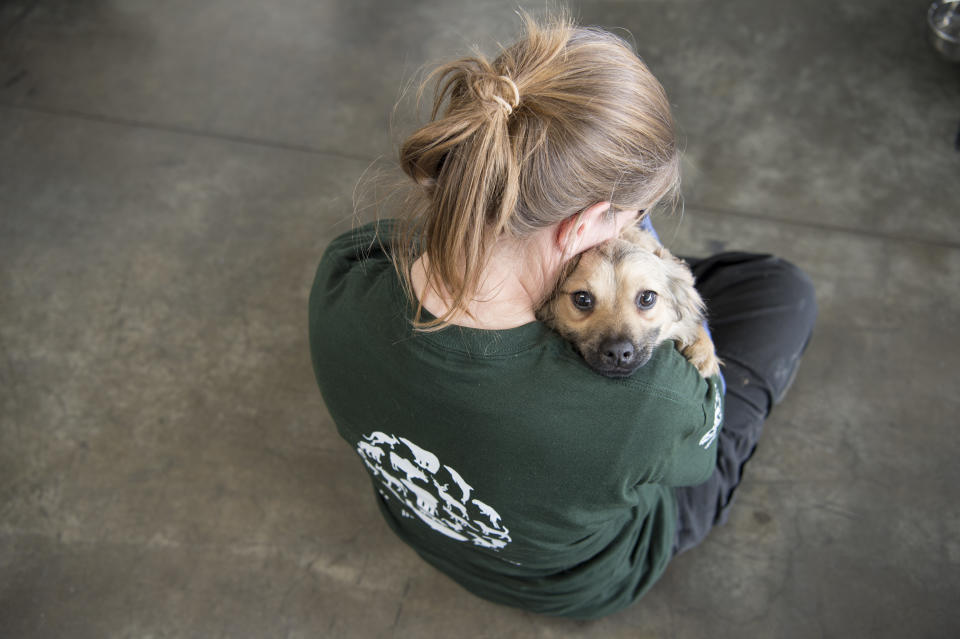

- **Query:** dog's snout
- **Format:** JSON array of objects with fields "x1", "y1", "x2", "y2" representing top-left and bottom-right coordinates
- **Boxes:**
[
  {"x1": 599, "y1": 338, "x2": 636, "y2": 368},
  {"x1": 581, "y1": 335, "x2": 653, "y2": 378}
]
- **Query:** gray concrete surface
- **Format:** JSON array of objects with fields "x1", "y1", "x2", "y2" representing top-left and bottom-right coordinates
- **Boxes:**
[{"x1": 1, "y1": 1, "x2": 958, "y2": 637}]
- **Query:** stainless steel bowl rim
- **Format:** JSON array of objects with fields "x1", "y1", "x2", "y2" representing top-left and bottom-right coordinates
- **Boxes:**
[{"x1": 929, "y1": 0, "x2": 960, "y2": 44}]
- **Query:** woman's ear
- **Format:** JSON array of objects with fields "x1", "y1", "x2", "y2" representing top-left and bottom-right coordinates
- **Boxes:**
[{"x1": 556, "y1": 202, "x2": 614, "y2": 258}]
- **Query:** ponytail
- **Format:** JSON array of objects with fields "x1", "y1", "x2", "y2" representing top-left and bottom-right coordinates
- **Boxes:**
[
  {"x1": 399, "y1": 56, "x2": 522, "y2": 325},
  {"x1": 390, "y1": 10, "x2": 680, "y2": 330}
]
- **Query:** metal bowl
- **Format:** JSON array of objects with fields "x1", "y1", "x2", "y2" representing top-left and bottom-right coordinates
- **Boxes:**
[{"x1": 929, "y1": 0, "x2": 960, "y2": 61}]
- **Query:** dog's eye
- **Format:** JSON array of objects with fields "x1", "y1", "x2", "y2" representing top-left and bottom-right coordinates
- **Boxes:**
[
  {"x1": 636, "y1": 290, "x2": 658, "y2": 310},
  {"x1": 571, "y1": 291, "x2": 594, "y2": 310}
]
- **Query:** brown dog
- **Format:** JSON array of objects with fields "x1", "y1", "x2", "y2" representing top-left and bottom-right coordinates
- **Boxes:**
[{"x1": 538, "y1": 225, "x2": 720, "y2": 378}]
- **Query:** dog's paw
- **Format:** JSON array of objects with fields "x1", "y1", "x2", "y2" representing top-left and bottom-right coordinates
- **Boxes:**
[{"x1": 680, "y1": 324, "x2": 721, "y2": 378}]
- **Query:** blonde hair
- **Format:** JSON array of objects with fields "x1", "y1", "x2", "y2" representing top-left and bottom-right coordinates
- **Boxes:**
[{"x1": 393, "y1": 10, "x2": 680, "y2": 329}]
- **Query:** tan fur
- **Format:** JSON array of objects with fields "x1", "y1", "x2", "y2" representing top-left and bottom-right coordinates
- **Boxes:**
[{"x1": 537, "y1": 226, "x2": 721, "y2": 378}]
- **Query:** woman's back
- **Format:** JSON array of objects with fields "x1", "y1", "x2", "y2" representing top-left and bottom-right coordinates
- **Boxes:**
[{"x1": 309, "y1": 220, "x2": 722, "y2": 618}]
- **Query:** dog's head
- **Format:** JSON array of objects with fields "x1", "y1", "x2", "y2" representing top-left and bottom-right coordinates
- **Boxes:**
[{"x1": 538, "y1": 227, "x2": 705, "y2": 378}]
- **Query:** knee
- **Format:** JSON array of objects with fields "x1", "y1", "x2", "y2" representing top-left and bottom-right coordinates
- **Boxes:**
[
  {"x1": 694, "y1": 251, "x2": 819, "y2": 339},
  {"x1": 767, "y1": 258, "x2": 818, "y2": 333}
]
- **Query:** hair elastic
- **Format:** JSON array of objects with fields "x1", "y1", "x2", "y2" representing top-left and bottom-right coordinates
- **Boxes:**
[
  {"x1": 491, "y1": 75, "x2": 520, "y2": 115},
  {"x1": 491, "y1": 94, "x2": 514, "y2": 115},
  {"x1": 498, "y1": 75, "x2": 520, "y2": 108}
]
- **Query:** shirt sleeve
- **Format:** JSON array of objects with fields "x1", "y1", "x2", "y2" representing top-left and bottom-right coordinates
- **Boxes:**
[{"x1": 658, "y1": 374, "x2": 724, "y2": 487}]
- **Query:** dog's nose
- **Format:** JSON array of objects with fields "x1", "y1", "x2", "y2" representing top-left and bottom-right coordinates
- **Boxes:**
[{"x1": 599, "y1": 339, "x2": 636, "y2": 368}]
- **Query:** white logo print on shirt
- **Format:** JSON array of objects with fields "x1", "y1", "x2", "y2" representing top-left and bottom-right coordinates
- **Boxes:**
[
  {"x1": 356, "y1": 431, "x2": 512, "y2": 550},
  {"x1": 698, "y1": 385, "x2": 723, "y2": 449}
]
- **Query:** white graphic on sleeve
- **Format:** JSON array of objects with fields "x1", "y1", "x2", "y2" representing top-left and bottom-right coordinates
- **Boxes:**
[
  {"x1": 357, "y1": 431, "x2": 512, "y2": 550},
  {"x1": 699, "y1": 387, "x2": 723, "y2": 448}
]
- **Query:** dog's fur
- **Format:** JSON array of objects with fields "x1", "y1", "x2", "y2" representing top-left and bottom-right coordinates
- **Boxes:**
[{"x1": 537, "y1": 225, "x2": 720, "y2": 378}]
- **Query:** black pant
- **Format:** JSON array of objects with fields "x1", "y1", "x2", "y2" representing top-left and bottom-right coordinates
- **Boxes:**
[{"x1": 673, "y1": 252, "x2": 818, "y2": 555}]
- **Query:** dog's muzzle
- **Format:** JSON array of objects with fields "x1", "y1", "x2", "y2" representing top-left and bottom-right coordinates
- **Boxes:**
[{"x1": 585, "y1": 337, "x2": 652, "y2": 378}]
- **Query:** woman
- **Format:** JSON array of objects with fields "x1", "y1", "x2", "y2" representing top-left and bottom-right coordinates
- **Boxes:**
[{"x1": 309, "y1": 12, "x2": 816, "y2": 619}]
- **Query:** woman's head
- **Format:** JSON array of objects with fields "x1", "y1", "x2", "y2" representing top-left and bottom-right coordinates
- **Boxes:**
[{"x1": 395, "y1": 10, "x2": 680, "y2": 328}]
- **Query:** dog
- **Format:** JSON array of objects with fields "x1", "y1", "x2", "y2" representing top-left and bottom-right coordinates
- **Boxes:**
[{"x1": 537, "y1": 225, "x2": 720, "y2": 379}]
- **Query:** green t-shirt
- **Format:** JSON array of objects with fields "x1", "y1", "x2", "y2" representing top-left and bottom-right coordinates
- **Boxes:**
[{"x1": 309, "y1": 221, "x2": 724, "y2": 619}]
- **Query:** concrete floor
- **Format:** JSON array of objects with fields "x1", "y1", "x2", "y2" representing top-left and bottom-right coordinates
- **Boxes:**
[{"x1": 1, "y1": 0, "x2": 958, "y2": 637}]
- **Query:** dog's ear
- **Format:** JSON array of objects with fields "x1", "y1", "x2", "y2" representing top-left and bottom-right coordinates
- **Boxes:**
[
  {"x1": 658, "y1": 245, "x2": 705, "y2": 328},
  {"x1": 536, "y1": 253, "x2": 583, "y2": 324},
  {"x1": 621, "y1": 228, "x2": 704, "y2": 326},
  {"x1": 620, "y1": 225, "x2": 660, "y2": 252}
]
